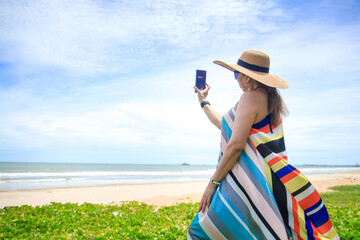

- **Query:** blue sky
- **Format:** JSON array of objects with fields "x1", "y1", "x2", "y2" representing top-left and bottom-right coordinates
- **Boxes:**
[{"x1": 0, "y1": 0, "x2": 359, "y2": 165}]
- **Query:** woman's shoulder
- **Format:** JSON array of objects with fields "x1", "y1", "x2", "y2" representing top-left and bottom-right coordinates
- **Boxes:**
[
  {"x1": 238, "y1": 90, "x2": 268, "y2": 122},
  {"x1": 240, "y1": 89, "x2": 267, "y2": 106}
]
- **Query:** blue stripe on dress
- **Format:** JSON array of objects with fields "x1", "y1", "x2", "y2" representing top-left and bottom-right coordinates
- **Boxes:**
[
  {"x1": 247, "y1": 138, "x2": 257, "y2": 153},
  {"x1": 219, "y1": 177, "x2": 266, "y2": 239},
  {"x1": 252, "y1": 114, "x2": 270, "y2": 129},
  {"x1": 217, "y1": 151, "x2": 223, "y2": 165},
  {"x1": 215, "y1": 185, "x2": 260, "y2": 239},
  {"x1": 240, "y1": 151, "x2": 282, "y2": 217},
  {"x1": 188, "y1": 214, "x2": 211, "y2": 240},
  {"x1": 221, "y1": 117, "x2": 232, "y2": 140},
  {"x1": 229, "y1": 107, "x2": 235, "y2": 121},
  {"x1": 305, "y1": 214, "x2": 315, "y2": 240},
  {"x1": 276, "y1": 164, "x2": 297, "y2": 179},
  {"x1": 221, "y1": 128, "x2": 229, "y2": 144},
  {"x1": 229, "y1": 171, "x2": 282, "y2": 240},
  {"x1": 310, "y1": 205, "x2": 331, "y2": 227},
  {"x1": 241, "y1": 151, "x2": 278, "y2": 204},
  {"x1": 304, "y1": 199, "x2": 323, "y2": 214},
  {"x1": 207, "y1": 199, "x2": 237, "y2": 240}
]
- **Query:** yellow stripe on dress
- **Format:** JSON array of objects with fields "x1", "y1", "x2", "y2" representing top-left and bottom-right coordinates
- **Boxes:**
[
  {"x1": 251, "y1": 130, "x2": 284, "y2": 147},
  {"x1": 271, "y1": 159, "x2": 289, "y2": 172},
  {"x1": 264, "y1": 161, "x2": 273, "y2": 191},
  {"x1": 323, "y1": 227, "x2": 341, "y2": 240},
  {"x1": 284, "y1": 175, "x2": 309, "y2": 194},
  {"x1": 297, "y1": 203, "x2": 309, "y2": 240}
]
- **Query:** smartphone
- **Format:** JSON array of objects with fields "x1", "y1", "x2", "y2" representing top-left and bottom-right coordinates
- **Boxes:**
[{"x1": 195, "y1": 70, "x2": 206, "y2": 93}]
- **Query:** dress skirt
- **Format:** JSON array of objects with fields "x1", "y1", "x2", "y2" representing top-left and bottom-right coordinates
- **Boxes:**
[{"x1": 188, "y1": 106, "x2": 339, "y2": 240}]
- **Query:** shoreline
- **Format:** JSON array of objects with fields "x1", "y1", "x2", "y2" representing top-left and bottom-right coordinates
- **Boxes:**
[
  {"x1": 0, "y1": 171, "x2": 359, "y2": 208},
  {"x1": 2, "y1": 170, "x2": 359, "y2": 193},
  {"x1": 0, "y1": 180, "x2": 207, "y2": 193}
]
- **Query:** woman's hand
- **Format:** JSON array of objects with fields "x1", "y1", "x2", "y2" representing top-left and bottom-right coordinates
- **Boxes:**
[
  {"x1": 194, "y1": 83, "x2": 210, "y2": 103},
  {"x1": 199, "y1": 181, "x2": 218, "y2": 213}
]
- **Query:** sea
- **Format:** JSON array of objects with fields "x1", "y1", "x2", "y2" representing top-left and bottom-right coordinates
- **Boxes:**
[{"x1": 0, "y1": 162, "x2": 359, "y2": 191}]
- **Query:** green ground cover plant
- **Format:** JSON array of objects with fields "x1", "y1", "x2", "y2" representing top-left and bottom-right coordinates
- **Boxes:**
[
  {"x1": 320, "y1": 185, "x2": 360, "y2": 240},
  {"x1": 0, "y1": 185, "x2": 358, "y2": 239},
  {"x1": 0, "y1": 201, "x2": 197, "y2": 239}
]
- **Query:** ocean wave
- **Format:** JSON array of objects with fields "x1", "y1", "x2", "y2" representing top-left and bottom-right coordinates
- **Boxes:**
[
  {"x1": 0, "y1": 178, "x2": 88, "y2": 184},
  {"x1": 1, "y1": 165, "x2": 358, "y2": 191},
  {"x1": 0, "y1": 177, "x2": 208, "y2": 190},
  {"x1": 0, "y1": 170, "x2": 215, "y2": 178}
]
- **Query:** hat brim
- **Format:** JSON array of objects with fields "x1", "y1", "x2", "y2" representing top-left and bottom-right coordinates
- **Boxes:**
[{"x1": 213, "y1": 60, "x2": 289, "y2": 89}]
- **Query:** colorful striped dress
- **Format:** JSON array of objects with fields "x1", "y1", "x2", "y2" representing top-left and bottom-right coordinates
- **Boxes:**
[{"x1": 188, "y1": 105, "x2": 339, "y2": 240}]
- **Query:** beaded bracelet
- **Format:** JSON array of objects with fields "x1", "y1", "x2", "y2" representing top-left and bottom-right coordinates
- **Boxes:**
[{"x1": 210, "y1": 176, "x2": 220, "y2": 185}]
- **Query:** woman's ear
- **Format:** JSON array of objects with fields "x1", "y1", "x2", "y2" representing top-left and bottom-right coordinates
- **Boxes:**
[{"x1": 246, "y1": 76, "x2": 252, "y2": 83}]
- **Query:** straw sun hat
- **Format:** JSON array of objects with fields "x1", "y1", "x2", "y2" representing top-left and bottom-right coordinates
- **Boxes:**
[{"x1": 213, "y1": 50, "x2": 289, "y2": 89}]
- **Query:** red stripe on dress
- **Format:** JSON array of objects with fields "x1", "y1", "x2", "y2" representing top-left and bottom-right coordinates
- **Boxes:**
[
  {"x1": 280, "y1": 169, "x2": 301, "y2": 183},
  {"x1": 292, "y1": 196, "x2": 302, "y2": 240},
  {"x1": 249, "y1": 128, "x2": 259, "y2": 135},
  {"x1": 311, "y1": 221, "x2": 321, "y2": 240},
  {"x1": 251, "y1": 141, "x2": 258, "y2": 154},
  {"x1": 249, "y1": 118, "x2": 283, "y2": 135},
  {"x1": 249, "y1": 124, "x2": 271, "y2": 135},
  {"x1": 317, "y1": 219, "x2": 333, "y2": 235},
  {"x1": 298, "y1": 191, "x2": 321, "y2": 210},
  {"x1": 267, "y1": 155, "x2": 283, "y2": 167}
]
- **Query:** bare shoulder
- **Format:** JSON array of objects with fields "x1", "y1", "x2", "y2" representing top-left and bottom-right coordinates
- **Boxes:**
[
  {"x1": 236, "y1": 92, "x2": 258, "y2": 114},
  {"x1": 239, "y1": 90, "x2": 265, "y2": 107},
  {"x1": 241, "y1": 90, "x2": 260, "y2": 100},
  {"x1": 237, "y1": 90, "x2": 268, "y2": 122}
]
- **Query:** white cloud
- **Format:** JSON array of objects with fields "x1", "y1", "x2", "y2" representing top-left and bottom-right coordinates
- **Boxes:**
[
  {"x1": 0, "y1": 0, "x2": 290, "y2": 75},
  {"x1": 1, "y1": 0, "x2": 360, "y2": 164},
  {"x1": 283, "y1": 87, "x2": 360, "y2": 153},
  {"x1": 0, "y1": 65, "x2": 223, "y2": 150}
]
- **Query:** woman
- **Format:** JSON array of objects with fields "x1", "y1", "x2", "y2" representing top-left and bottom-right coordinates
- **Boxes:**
[{"x1": 188, "y1": 50, "x2": 339, "y2": 240}]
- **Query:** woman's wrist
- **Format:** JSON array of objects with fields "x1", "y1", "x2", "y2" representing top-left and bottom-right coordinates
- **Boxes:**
[
  {"x1": 201, "y1": 101, "x2": 210, "y2": 108},
  {"x1": 209, "y1": 176, "x2": 220, "y2": 185},
  {"x1": 208, "y1": 181, "x2": 218, "y2": 189}
]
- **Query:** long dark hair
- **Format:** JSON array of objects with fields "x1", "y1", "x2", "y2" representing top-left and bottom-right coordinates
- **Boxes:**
[{"x1": 257, "y1": 81, "x2": 288, "y2": 126}]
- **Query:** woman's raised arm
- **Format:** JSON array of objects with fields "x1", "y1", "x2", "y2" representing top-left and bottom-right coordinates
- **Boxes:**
[
  {"x1": 198, "y1": 92, "x2": 258, "y2": 213},
  {"x1": 194, "y1": 83, "x2": 222, "y2": 129}
]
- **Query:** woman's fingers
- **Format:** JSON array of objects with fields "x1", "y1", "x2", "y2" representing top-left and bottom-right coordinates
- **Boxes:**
[
  {"x1": 199, "y1": 196, "x2": 204, "y2": 212},
  {"x1": 194, "y1": 86, "x2": 205, "y2": 94},
  {"x1": 199, "y1": 196, "x2": 209, "y2": 213},
  {"x1": 199, "y1": 199, "x2": 204, "y2": 212},
  {"x1": 194, "y1": 84, "x2": 210, "y2": 93},
  {"x1": 200, "y1": 201, "x2": 205, "y2": 213},
  {"x1": 199, "y1": 198, "x2": 205, "y2": 212},
  {"x1": 203, "y1": 197, "x2": 209, "y2": 213},
  {"x1": 194, "y1": 86, "x2": 207, "y2": 103}
]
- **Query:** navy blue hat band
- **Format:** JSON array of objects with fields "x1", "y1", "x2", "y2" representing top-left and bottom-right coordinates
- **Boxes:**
[{"x1": 237, "y1": 59, "x2": 269, "y2": 73}]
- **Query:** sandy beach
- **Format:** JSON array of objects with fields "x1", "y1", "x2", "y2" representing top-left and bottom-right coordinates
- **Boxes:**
[{"x1": 0, "y1": 171, "x2": 359, "y2": 208}]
